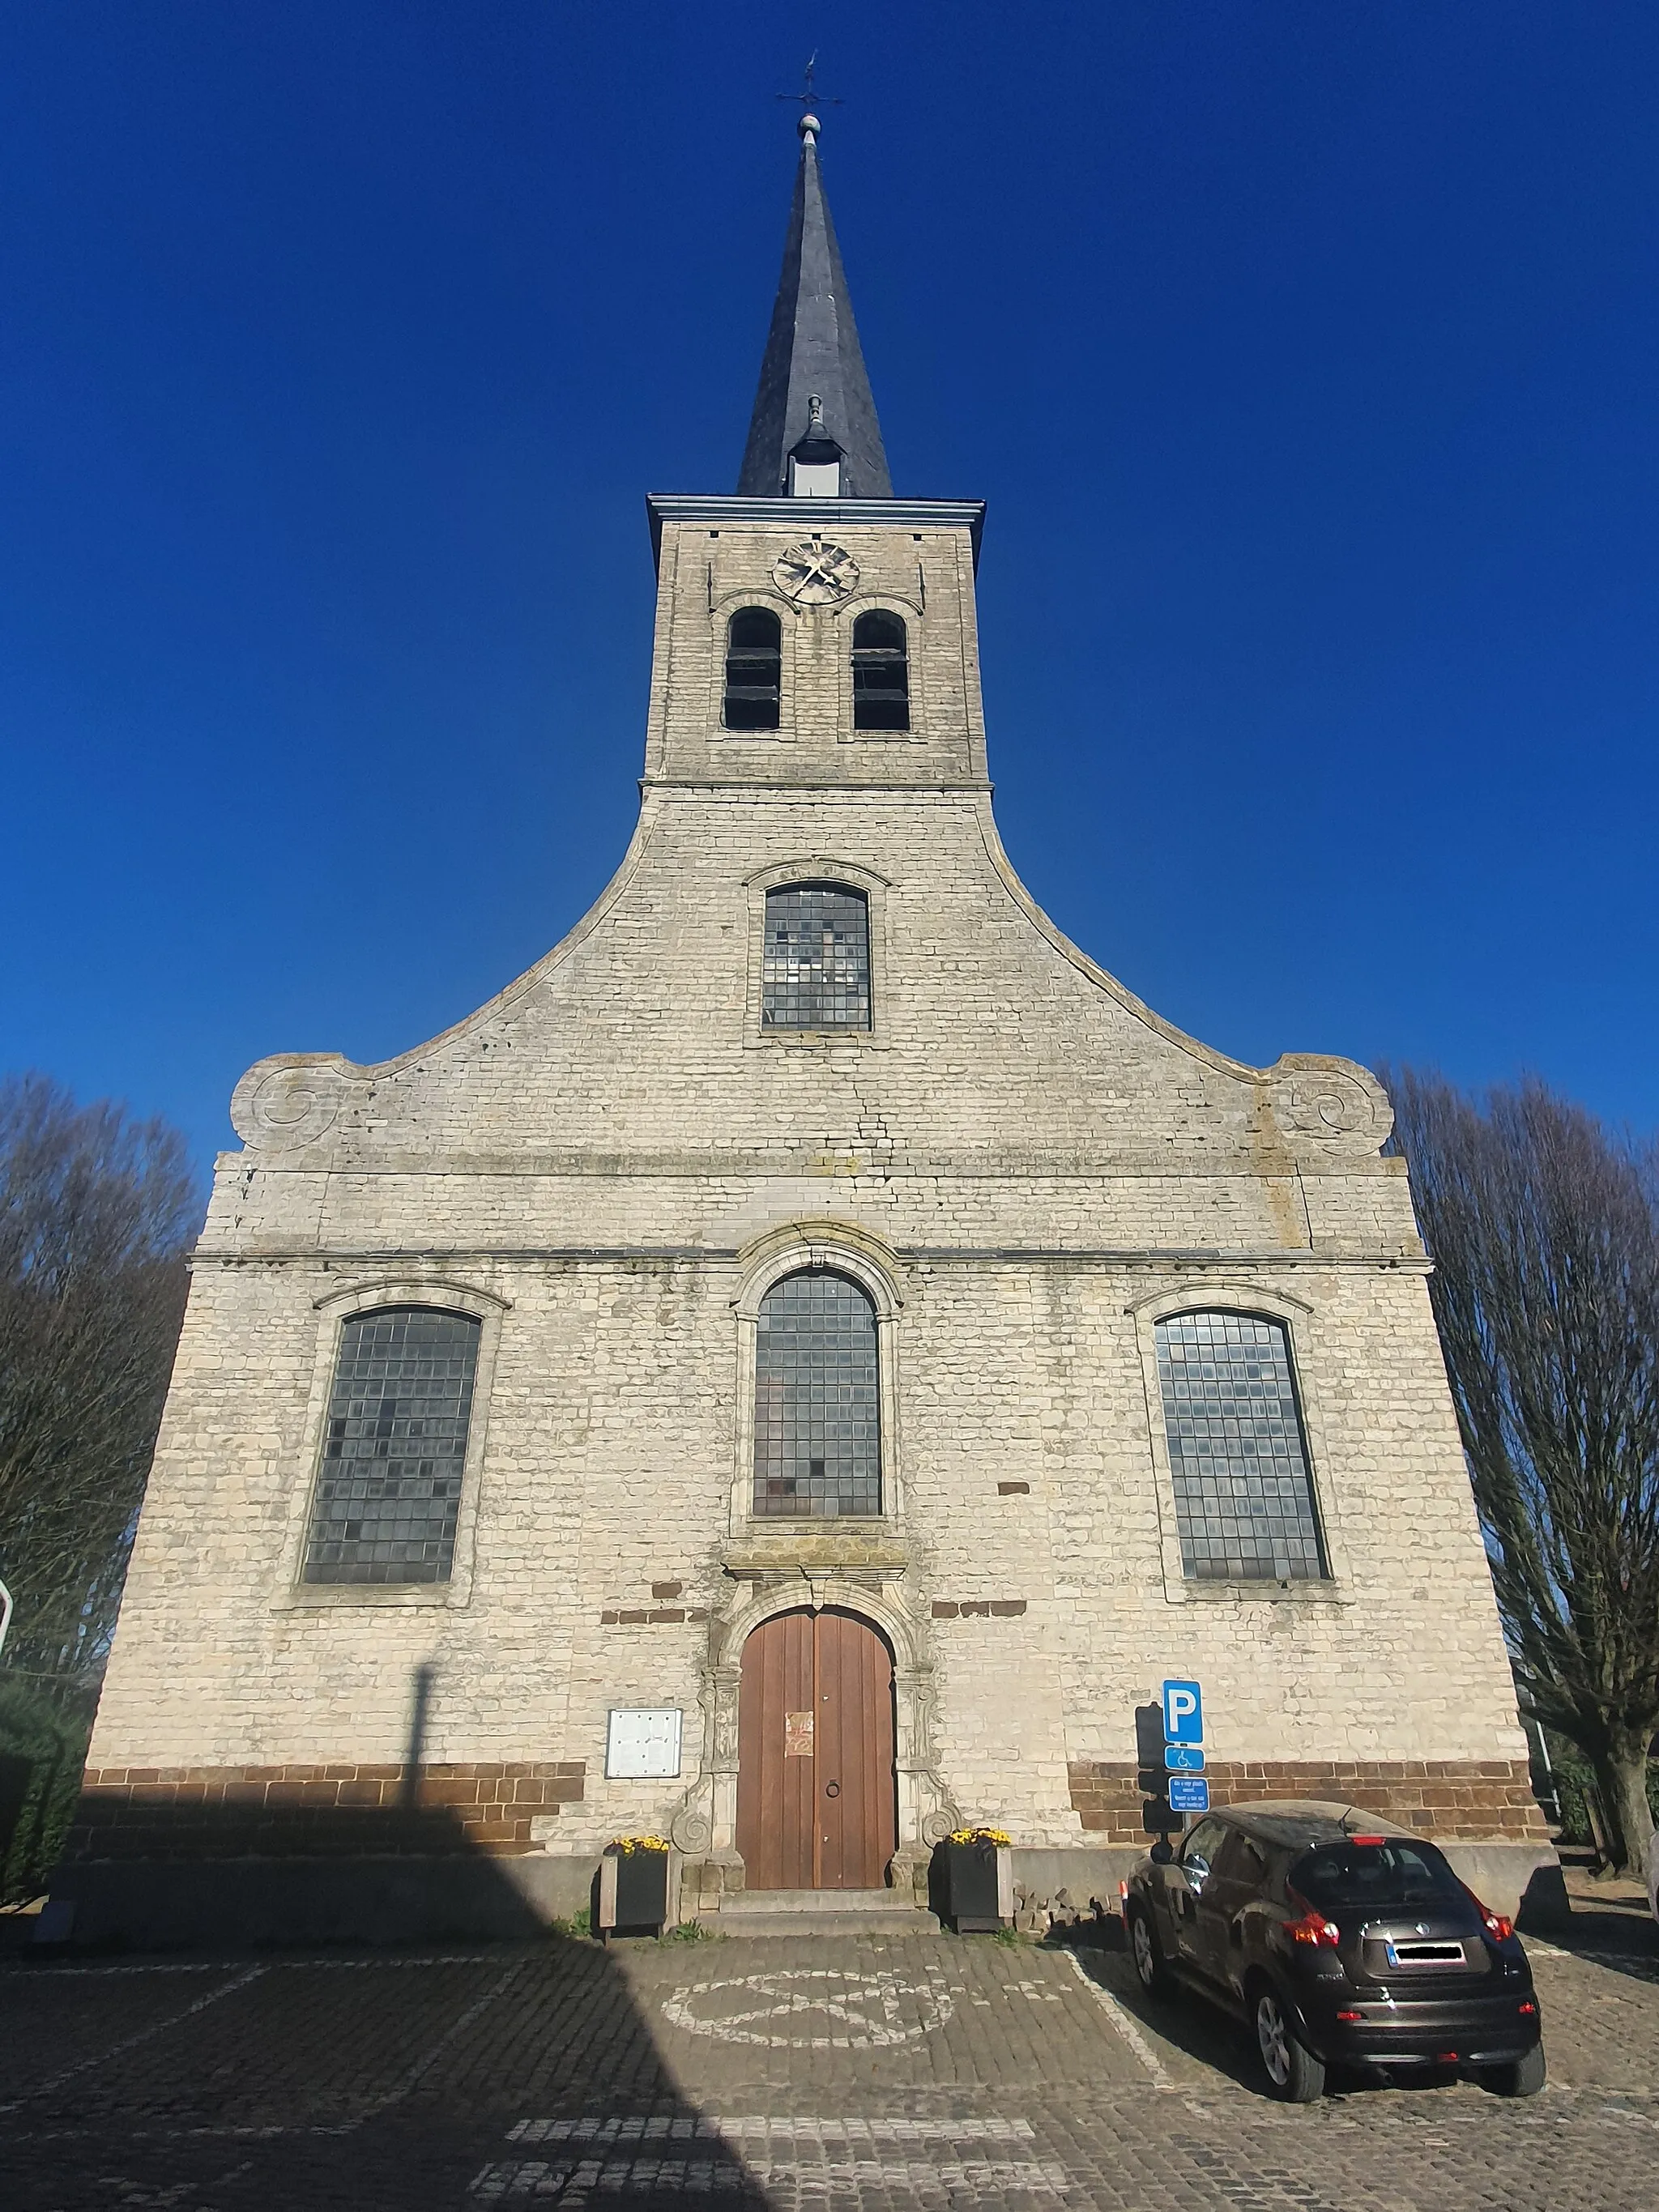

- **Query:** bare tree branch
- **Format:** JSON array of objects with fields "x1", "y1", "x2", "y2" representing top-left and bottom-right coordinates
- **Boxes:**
[
  {"x1": 0, "y1": 1073, "x2": 199, "y2": 1682},
  {"x1": 1384, "y1": 1068, "x2": 1659, "y2": 1873}
]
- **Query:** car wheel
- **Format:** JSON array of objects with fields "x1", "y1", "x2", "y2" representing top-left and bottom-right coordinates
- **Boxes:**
[
  {"x1": 1480, "y1": 2044, "x2": 1546, "y2": 2098},
  {"x1": 1252, "y1": 1984, "x2": 1325, "y2": 2103},
  {"x1": 1127, "y1": 1903, "x2": 1175, "y2": 1998}
]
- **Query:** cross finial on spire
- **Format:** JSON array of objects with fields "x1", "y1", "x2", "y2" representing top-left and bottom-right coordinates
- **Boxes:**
[{"x1": 776, "y1": 50, "x2": 842, "y2": 143}]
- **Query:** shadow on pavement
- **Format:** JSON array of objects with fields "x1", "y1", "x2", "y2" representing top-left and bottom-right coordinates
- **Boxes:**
[
  {"x1": 6, "y1": 1800, "x2": 770, "y2": 2211},
  {"x1": 1542, "y1": 1894, "x2": 1659, "y2": 1988}
]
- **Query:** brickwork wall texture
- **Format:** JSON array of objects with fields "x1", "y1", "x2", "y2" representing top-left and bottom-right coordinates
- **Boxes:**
[
  {"x1": 68, "y1": 1762, "x2": 586, "y2": 1860},
  {"x1": 1066, "y1": 1759, "x2": 1549, "y2": 1844},
  {"x1": 81, "y1": 505, "x2": 1537, "y2": 1874}
]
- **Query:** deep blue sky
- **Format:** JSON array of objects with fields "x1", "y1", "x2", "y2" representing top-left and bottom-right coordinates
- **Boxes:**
[{"x1": 4, "y1": 2, "x2": 1657, "y2": 1173}]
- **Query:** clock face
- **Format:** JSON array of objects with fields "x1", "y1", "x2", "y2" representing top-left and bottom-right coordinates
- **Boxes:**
[{"x1": 774, "y1": 538, "x2": 860, "y2": 605}]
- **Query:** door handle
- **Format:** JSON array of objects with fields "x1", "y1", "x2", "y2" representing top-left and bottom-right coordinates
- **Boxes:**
[{"x1": 825, "y1": 1780, "x2": 840, "y2": 1798}]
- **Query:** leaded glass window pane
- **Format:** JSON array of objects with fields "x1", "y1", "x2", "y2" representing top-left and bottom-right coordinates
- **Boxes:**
[
  {"x1": 753, "y1": 1270, "x2": 881, "y2": 1518},
  {"x1": 1154, "y1": 1311, "x2": 1326, "y2": 1581},
  {"x1": 303, "y1": 1307, "x2": 480, "y2": 1585},
  {"x1": 761, "y1": 884, "x2": 871, "y2": 1030}
]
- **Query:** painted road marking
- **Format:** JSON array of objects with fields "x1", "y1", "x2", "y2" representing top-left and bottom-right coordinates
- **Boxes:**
[
  {"x1": 660, "y1": 1967, "x2": 953, "y2": 2049},
  {"x1": 473, "y1": 2155, "x2": 1072, "y2": 2199},
  {"x1": 478, "y1": 2113, "x2": 1071, "y2": 2199},
  {"x1": 0, "y1": 1963, "x2": 268, "y2": 2112},
  {"x1": 507, "y1": 2115, "x2": 1038, "y2": 2145},
  {"x1": 1060, "y1": 1946, "x2": 1179, "y2": 2093}
]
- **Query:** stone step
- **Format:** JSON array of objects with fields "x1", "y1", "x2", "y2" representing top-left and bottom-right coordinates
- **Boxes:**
[{"x1": 701, "y1": 1886, "x2": 940, "y2": 1938}]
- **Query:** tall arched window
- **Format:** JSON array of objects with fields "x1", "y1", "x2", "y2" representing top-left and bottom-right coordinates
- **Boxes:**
[
  {"x1": 851, "y1": 610, "x2": 909, "y2": 731},
  {"x1": 753, "y1": 1270, "x2": 881, "y2": 1518},
  {"x1": 1154, "y1": 1311, "x2": 1326, "y2": 1581},
  {"x1": 761, "y1": 883, "x2": 871, "y2": 1030},
  {"x1": 723, "y1": 607, "x2": 782, "y2": 730},
  {"x1": 302, "y1": 1307, "x2": 481, "y2": 1584}
]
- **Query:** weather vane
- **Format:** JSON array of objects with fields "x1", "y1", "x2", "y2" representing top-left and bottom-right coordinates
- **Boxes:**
[{"x1": 777, "y1": 50, "x2": 842, "y2": 134}]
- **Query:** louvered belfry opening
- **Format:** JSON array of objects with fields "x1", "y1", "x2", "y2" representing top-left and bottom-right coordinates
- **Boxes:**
[
  {"x1": 851, "y1": 610, "x2": 909, "y2": 731},
  {"x1": 723, "y1": 606, "x2": 783, "y2": 729}
]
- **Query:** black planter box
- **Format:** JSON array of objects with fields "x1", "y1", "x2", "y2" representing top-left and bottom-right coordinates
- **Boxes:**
[
  {"x1": 597, "y1": 1847, "x2": 672, "y2": 1937},
  {"x1": 933, "y1": 1840, "x2": 1007, "y2": 1933}
]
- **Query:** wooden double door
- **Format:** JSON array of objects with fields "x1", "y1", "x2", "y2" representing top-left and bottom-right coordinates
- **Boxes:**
[{"x1": 736, "y1": 1608, "x2": 898, "y2": 1890}]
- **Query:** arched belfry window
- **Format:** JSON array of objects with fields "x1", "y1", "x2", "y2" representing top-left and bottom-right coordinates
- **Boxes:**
[
  {"x1": 753, "y1": 1270, "x2": 881, "y2": 1518},
  {"x1": 761, "y1": 884, "x2": 871, "y2": 1030},
  {"x1": 302, "y1": 1307, "x2": 480, "y2": 1584},
  {"x1": 851, "y1": 610, "x2": 909, "y2": 731},
  {"x1": 1154, "y1": 1311, "x2": 1327, "y2": 1581},
  {"x1": 723, "y1": 607, "x2": 782, "y2": 730}
]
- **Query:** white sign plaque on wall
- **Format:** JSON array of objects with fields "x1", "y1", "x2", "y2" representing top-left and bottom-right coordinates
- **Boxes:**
[{"x1": 606, "y1": 1707, "x2": 683, "y2": 1780}]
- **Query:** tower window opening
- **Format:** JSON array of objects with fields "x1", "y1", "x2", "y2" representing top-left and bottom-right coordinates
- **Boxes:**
[
  {"x1": 789, "y1": 456, "x2": 842, "y2": 495},
  {"x1": 761, "y1": 883, "x2": 871, "y2": 1030},
  {"x1": 723, "y1": 607, "x2": 783, "y2": 730},
  {"x1": 851, "y1": 610, "x2": 910, "y2": 731}
]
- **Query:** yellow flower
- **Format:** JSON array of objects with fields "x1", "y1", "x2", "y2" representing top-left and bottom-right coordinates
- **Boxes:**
[
  {"x1": 611, "y1": 1835, "x2": 671, "y2": 1855},
  {"x1": 947, "y1": 1825, "x2": 1011, "y2": 1848}
]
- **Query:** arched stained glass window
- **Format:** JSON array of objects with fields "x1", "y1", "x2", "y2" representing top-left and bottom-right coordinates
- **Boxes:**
[
  {"x1": 1154, "y1": 1311, "x2": 1326, "y2": 1581},
  {"x1": 753, "y1": 1270, "x2": 881, "y2": 1518},
  {"x1": 761, "y1": 884, "x2": 871, "y2": 1030},
  {"x1": 303, "y1": 1307, "x2": 480, "y2": 1584},
  {"x1": 723, "y1": 607, "x2": 782, "y2": 730},
  {"x1": 851, "y1": 609, "x2": 909, "y2": 731}
]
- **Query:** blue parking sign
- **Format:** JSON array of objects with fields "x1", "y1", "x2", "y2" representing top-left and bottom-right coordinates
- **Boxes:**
[
  {"x1": 1168, "y1": 1776, "x2": 1210, "y2": 1813},
  {"x1": 1164, "y1": 1744, "x2": 1205, "y2": 1772},
  {"x1": 1162, "y1": 1678, "x2": 1203, "y2": 1745}
]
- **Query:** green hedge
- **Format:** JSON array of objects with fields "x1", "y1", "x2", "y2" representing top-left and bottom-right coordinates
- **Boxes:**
[{"x1": 0, "y1": 1680, "x2": 90, "y2": 1907}]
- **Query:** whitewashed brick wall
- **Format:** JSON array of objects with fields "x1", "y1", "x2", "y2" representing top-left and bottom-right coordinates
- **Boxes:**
[{"x1": 89, "y1": 504, "x2": 1528, "y2": 1854}]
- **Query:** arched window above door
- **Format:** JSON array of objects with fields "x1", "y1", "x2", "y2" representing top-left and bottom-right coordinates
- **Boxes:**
[
  {"x1": 723, "y1": 607, "x2": 783, "y2": 729},
  {"x1": 851, "y1": 609, "x2": 909, "y2": 731},
  {"x1": 753, "y1": 1269, "x2": 881, "y2": 1518}
]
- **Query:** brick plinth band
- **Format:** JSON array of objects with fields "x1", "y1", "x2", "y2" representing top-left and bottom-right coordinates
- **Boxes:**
[
  {"x1": 68, "y1": 1762, "x2": 586, "y2": 1861},
  {"x1": 1067, "y1": 1759, "x2": 1547, "y2": 1843}
]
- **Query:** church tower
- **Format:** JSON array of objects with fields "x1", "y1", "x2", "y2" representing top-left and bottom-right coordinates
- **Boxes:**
[{"x1": 57, "y1": 117, "x2": 1550, "y2": 1943}]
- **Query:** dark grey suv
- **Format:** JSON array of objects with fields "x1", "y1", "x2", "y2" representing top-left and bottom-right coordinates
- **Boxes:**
[{"x1": 1123, "y1": 1801, "x2": 1544, "y2": 2101}]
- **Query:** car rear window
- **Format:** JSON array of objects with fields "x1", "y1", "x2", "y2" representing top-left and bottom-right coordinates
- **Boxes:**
[{"x1": 1289, "y1": 1838, "x2": 1466, "y2": 1913}]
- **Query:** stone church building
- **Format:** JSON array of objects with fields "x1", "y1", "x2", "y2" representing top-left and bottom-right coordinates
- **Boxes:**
[{"x1": 60, "y1": 119, "x2": 1548, "y2": 1940}]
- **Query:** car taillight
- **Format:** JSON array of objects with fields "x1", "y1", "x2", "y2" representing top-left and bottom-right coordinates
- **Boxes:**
[
  {"x1": 1284, "y1": 1902, "x2": 1341, "y2": 1948},
  {"x1": 1519, "y1": 2000, "x2": 1537, "y2": 2016},
  {"x1": 1464, "y1": 1886, "x2": 1514, "y2": 1941}
]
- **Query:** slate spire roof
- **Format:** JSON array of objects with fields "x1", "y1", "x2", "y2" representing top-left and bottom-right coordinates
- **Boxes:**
[{"x1": 736, "y1": 115, "x2": 893, "y2": 499}]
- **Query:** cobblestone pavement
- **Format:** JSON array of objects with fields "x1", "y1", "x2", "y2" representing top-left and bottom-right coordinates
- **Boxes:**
[{"x1": 4, "y1": 1909, "x2": 1657, "y2": 2212}]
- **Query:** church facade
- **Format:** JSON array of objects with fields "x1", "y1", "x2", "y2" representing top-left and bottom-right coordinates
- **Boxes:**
[{"x1": 61, "y1": 121, "x2": 1548, "y2": 1941}]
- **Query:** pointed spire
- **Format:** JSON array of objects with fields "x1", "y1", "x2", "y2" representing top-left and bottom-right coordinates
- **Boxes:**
[{"x1": 736, "y1": 114, "x2": 893, "y2": 499}]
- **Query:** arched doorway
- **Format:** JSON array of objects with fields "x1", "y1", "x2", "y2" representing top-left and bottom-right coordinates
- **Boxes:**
[{"x1": 736, "y1": 1608, "x2": 898, "y2": 1890}]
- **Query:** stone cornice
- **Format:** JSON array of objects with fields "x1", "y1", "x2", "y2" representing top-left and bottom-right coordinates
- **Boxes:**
[
  {"x1": 646, "y1": 494, "x2": 987, "y2": 571},
  {"x1": 187, "y1": 1244, "x2": 1429, "y2": 1273}
]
